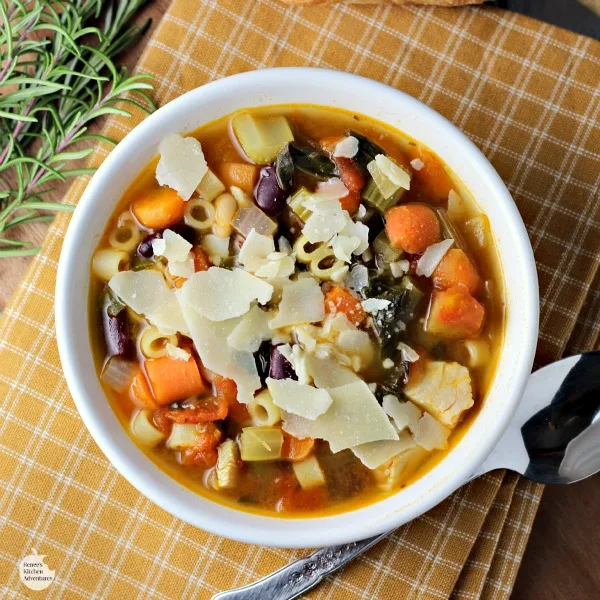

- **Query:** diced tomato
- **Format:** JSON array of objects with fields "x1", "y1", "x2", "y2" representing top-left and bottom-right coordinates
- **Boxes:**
[
  {"x1": 335, "y1": 157, "x2": 364, "y2": 215},
  {"x1": 214, "y1": 376, "x2": 249, "y2": 423},
  {"x1": 426, "y1": 286, "x2": 485, "y2": 339},
  {"x1": 179, "y1": 422, "x2": 222, "y2": 467},
  {"x1": 324, "y1": 285, "x2": 366, "y2": 326},
  {"x1": 432, "y1": 248, "x2": 482, "y2": 296},
  {"x1": 165, "y1": 395, "x2": 228, "y2": 423},
  {"x1": 192, "y1": 246, "x2": 211, "y2": 272}
]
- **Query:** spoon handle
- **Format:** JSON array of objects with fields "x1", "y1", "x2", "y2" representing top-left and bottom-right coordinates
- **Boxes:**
[{"x1": 211, "y1": 533, "x2": 386, "y2": 600}]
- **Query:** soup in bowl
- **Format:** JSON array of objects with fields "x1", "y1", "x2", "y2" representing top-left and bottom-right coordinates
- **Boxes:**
[{"x1": 56, "y1": 69, "x2": 538, "y2": 547}]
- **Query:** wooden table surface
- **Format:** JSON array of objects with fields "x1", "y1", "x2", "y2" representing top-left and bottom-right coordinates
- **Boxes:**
[{"x1": 1, "y1": 1, "x2": 598, "y2": 598}]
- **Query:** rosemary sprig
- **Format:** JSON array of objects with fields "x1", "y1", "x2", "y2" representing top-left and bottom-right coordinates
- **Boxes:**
[{"x1": 0, "y1": 0, "x2": 155, "y2": 257}]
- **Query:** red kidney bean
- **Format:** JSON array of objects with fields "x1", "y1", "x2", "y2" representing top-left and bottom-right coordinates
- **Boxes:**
[
  {"x1": 269, "y1": 345, "x2": 297, "y2": 380},
  {"x1": 255, "y1": 166, "x2": 289, "y2": 216},
  {"x1": 137, "y1": 231, "x2": 162, "y2": 258},
  {"x1": 103, "y1": 309, "x2": 132, "y2": 358}
]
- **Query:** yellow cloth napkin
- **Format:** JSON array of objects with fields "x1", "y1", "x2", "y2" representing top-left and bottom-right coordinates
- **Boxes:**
[{"x1": 1, "y1": 1, "x2": 599, "y2": 598}]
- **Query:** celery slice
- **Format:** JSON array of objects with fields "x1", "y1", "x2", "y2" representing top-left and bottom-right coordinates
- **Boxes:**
[
  {"x1": 288, "y1": 187, "x2": 312, "y2": 222},
  {"x1": 232, "y1": 113, "x2": 294, "y2": 164},
  {"x1": 361, "y1": 177, "x2": 404, "y2": 213},
  {"x1": 196, "y1": 168, "x2": 225, "y2": 202},
  {"x1": 239, "y1": 426, "x2": 283, "y2": 461}
]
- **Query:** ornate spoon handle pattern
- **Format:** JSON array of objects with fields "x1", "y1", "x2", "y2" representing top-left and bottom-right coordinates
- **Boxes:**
[{"x1": 212, "y1": 534, "x2": 386, "y2": 600}]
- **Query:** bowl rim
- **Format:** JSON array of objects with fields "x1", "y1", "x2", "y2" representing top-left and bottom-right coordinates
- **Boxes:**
[{"x1": 55, "y1": 67, "x2": 539, "y2": 548}]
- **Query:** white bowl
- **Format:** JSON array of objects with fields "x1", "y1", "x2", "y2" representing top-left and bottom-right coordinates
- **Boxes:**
[{"x1": 56, "y1": 68, "x2": 539, "y2": 548}]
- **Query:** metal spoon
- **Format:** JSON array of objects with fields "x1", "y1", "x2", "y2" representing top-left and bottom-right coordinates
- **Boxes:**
[{"x1": 213, "y1": 351, "x2": 600, "y2": 600}]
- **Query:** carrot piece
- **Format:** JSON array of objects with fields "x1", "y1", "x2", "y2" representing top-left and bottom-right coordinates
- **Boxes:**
[
  {"x1": 132, "y1": 187, "x2": 185, "y2": 230},
  {"x1": 427, "y1": 286, "x2": 485, "y2": 339},
  {"x1": 409, "y1": 147, "x2": 454, "y2": 202},
  {"x1": 219, "y1": 162, "x2": 259, "y2": 193},
  {"x1": 432, "y1": 248, "x2": 482, "y2": 296},
  {"x1": 192, "y1": 246, "x2": 211, "y2": 272},
  {"x1": 282, "y1": 432, "x2": 315, "y2": 462},
  {"x1": 215, "y1": 375, "x2": 249, "y2": 423},
  {"x1": 144, "y1": 356, "x2": 207, "y2": 404},
  {"x1": 336, "y1": 157, "x2": 364, "y2": 215},
  {"x1": 165, "y1": 396, "x2": 228, "y2": 423},
  {"x1": 179, "y1": 422, "x2": 222, "y2": 467},
  {"x1": 324, "y1": 285, "x2": 366, "y2": 326},
  {"x1": 130, "y1": 370, "x2": 157, "y2": 409},
  {"x1": 385, "y1": 204, "x2": 441, "y2": 253}
]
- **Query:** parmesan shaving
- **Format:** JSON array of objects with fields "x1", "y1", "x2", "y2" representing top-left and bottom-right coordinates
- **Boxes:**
[
  {"x1": 180, "y1": 268, "x2": 273, "y2": 321},
  {"x1": 416, "y1": 239, "x2": 454, "y2": 277},
  {"x1": 413, "y1": 412, "x2": 450, "y2": 451},
  {"x1": 154, "y1": 229, "x2": 192, "y2": 263},
  {"x1": 374, "y1": 154, "x2": 411, "y2": 190},
  {"x1": 383, "y1": 396, "x2": 422, "y2": 434},
  {"x1": 351, "y1": 430, "x2": 416, "y2": 469},
  {"x1": 269, "y1": 278, "x2": 325, "y2": 329},
  {"x1": 333, "y1": 136, "x2": 359, "y2": 159},
  {"x1": 266, "y1": 378, "x2": 332, "y2": 420},
  {"x1": 227, "y1": 305, "x2": 273, "y2": 352},
  {"x1": 361, "y1": 298, "x2": 391, "y2": 314},
  {"x1": 165, "y1": 343, "x2": 191, "y2": 362}
]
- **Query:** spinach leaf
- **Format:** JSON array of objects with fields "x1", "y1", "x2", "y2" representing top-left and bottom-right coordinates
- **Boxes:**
[
  {"x1": 289, "y1": 143, "x2": 338, "y2": 180},
  {"x1": 275, "y1": 144, "x2": 295, "y2": 191},
  {"x1": 346, "y1": 130, "x2": 386, "y2": 170}
]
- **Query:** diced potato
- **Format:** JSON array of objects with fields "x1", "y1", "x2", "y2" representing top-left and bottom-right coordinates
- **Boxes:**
[
  {"x1": 166, "y1": 423, "x2": 201, "y2": 449},
  {"x1": 426, "y1": 286, "x2": 485, "y2": 339},
  {"x1": 239, "y1": 426, "x2": 283, "y2": 461},
  {"x1": 413, "y1": 412, "x2": 450, "y2": 450},
  {"x1": 130, "y1": 410, "x2": 165, "y2": 446},
  {"x1": 373, "y1": 446, "x2": 428, "y2": 491},
  {"x1": 219, "y1": 162, "x2": 259, "y2": 193},
  {"x1": 292, "y1": 455, "x2": 326, "y2": 490},
  {"x1": 231, "y1": 113, "x2": 294, "y2": 164},
  {"x1": 196, "y1": 168, "x2": 225, "y2": 202},
  {"x1": 404, "y1": 360, "x2": 474, "y2": 428},
  {"x1": 215, "y1": 439, "x2": 240, "y2": 489}
]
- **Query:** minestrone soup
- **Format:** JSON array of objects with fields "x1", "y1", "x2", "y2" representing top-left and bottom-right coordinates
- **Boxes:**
[{"x1": 90, "y1": 105, "x2": 504, "y2": 517}]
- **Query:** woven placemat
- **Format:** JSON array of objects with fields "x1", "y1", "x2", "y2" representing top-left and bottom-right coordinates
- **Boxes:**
[{"x1": 1, "y1": 1, "x2": 599, "y2": 598}]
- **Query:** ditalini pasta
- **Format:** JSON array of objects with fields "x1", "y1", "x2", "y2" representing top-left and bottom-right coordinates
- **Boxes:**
[{"x1": 90, "y1": 105, "x2": 504, "y2": 516}]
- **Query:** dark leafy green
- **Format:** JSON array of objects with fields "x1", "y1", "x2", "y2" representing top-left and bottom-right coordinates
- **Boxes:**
[
  {"x1": 362, "y1": 276, "x2": 424, "y2": 351},
  {"x1": 289, "y1": 143, "x2": 338, "y2": 180},
  {"x1": 377, "y1": 353, "x2": 410, "y2": 399},
  {"x1": 275, "y1": 144, "x2": 295, "y2": 190},
  {"x1": 346, "y1": 130, "x2": 386, "y2": 171},
  {"x1": 105, "y1": 291, "x2": 126, "y2": 317}
]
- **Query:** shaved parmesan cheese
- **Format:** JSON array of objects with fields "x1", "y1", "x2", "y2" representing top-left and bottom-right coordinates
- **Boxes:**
[
  {"x1": 383, "y1": 396, "x2": 422, "y2": 434},
  {"x1": 294, "y1": 325, "x2": 319, "y2": 352},
  {"x1": 416, "y1": 239, "x2": 454, "y2": 277},
  {"x1": 351, "y1": 430, "x2": 416, "y2": 469},
  {"x1": 316, "y1": 177, "x2": 349, "y2": 199},
  {"x1": 331, "y1": 234, "x2": 360, "y2": 263},
  {"x1": 374, "y1": 154, "x2": 411, "y2": 190},
  {"x1": 267, "y1": 378, "x2": 332, "y2": 420},
  {"x1": 398, "y1": 342, "x2": 420, "y2": 363},
  {"x1": 333, "y1": 136, "x2": 359, "y2": 159},
  {"x1": 390, "y1": 260, "x2": 410, "y2": 279},
  {"x1": 155, "y1": 133, "x2": 207, "y2": 200},
  {"x1": 361, "y1": 298, "x2": 391, "y2": 314},
  {"x1": 337, "y1": 330, "x2": 375, "y2": 365},
  {"x1": 166, "y1": 343, "x2": 191, "y2": 361},
  {"x1": 305, "y1": 354, "x2": 359, "y2": 389},
  {"x1": 346, "y1": 264, "x2": 369, "y2": 292},
  {"x1": 331, "y1": 265, "x2": 349, "y2": 283},
  {"x1": 238, "y1": 229, "x2": 275, "y2": 272},
  {"x1": 339, "y1": 219, "x2": 369, "y2": 255},
  {"x1": 282, "y1": 381, "x2": 398, "y2": 453},
  {"x1": 302, "y1": 197, "x2": 347, "y2": 243},
  {"x1": 269, "y1": 278, "x2": 325, "y2": 329},
  {"x1": 278, "y1": 236, "x2": 292, "y2": 254},
  {"x1": 154, "y1": 229, "x2": 192, "y2": 263},
  {"x1": 413, "y1": 412, "x2": 450, "y2": 450},
  {"x1": 168, "y1": 258, "x2": 194, "y2": 278},
  {"x1": 109, "y1": 270, "x2": 187, "y2": 334},
  {"x1": 180, "y1": 268, "x2": 273, "y2": 321},
  {"x1": 177, "y1": 296, "x2": 260, "y2": 404},
  {"x1": 255, "y1": 254, "x2": 295, "y2": 280},
  {"x1": 227, "y1": 305, "x2": 273, "y2": 352},
  {"x1": 410, "y1": 158, "x2": 424, "y2": 171}
]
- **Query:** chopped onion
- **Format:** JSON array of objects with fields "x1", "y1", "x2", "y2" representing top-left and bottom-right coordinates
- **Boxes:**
[
  {"x1": 416, "y1": 239, "x2": 454, "y2": 277},
  {"x1": 232, "y1": 205, "x2": 277, "y2": 238},
  {"x1": 100, "y1": 357, "x2": 137, "y2": 392},
  {"x1": 397, "y1": 342, "x2": 420, "y2": 362}
]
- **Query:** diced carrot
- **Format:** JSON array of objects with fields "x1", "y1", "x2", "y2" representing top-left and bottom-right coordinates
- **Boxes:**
[
  {"x1": 409, "y1": 147, "x2": 454, "y2": 202},
  {"x1": 335, "y1": 157, "x2": 364, "y2": 215},
  {"x1": 219, "y1": 162, "x2": 259, "y2": 193},
  {"x1": 192, "y1": 246, "x2": 211, "y2": 272},
  {"x1": 427, "y1": 286, "x2": 485, "y2": 339},
  {"x1": 324, "y1": 285, "x2": 367, "y2": 326},
  {"x1": 214, "y1": 375, "x2": 249, "y2": 423},
  {"x1": 385, "y1": 204, "x2": 441, "y2": 253},
  {"x1": 130, "y1": 370, "x2": 157, "y2": 409},
  {"x1": 432, "y1": 249, "x2": 482, "y2": 296},
  {"x1": 132, "y1": 187, "x2": 185, "y2": 230},
  {"x1": 144, "y1": 356, "x2": 207, "y2": 404},
  {"x1": 179, "y1": 422, "x2": 222, "y2": 467},
  {"x1": 282, "y1": 432, "x2": 315, "y2": 462},
  {"x1": 165, "y1": 395, "x2": 228, "y2": 423}
]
